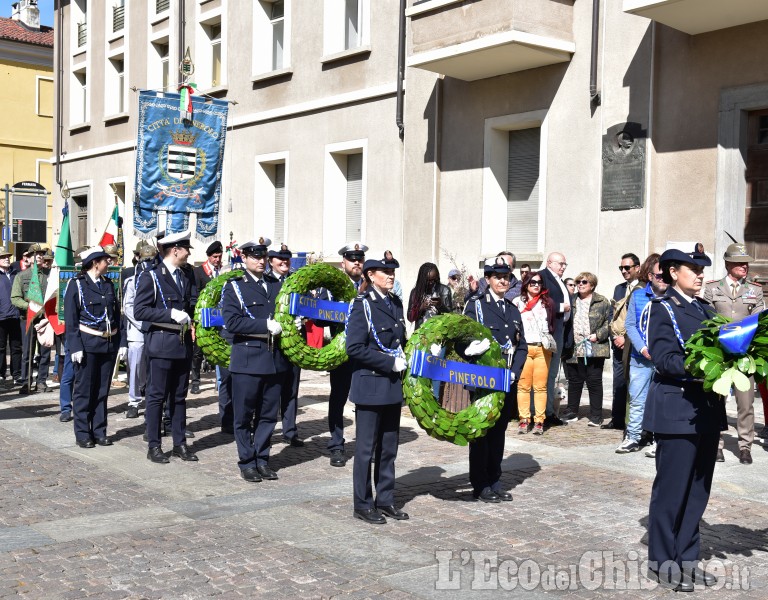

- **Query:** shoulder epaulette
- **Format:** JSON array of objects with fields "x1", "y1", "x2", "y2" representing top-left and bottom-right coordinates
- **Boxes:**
[
  {"x1": 748, "y1": 281, "x2": 763, "y2": 287},
  {"x1": 697, "y1": 297, "x2": 712, "y2": 305}
]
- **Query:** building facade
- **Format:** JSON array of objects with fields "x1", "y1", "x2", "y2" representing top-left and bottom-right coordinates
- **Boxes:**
[
  {"x1": 0, "y1": 1, "x2": 54, "y2": 255},
  {"x1": 53, "y1": 0, "x2": 768, "y2": 292}
]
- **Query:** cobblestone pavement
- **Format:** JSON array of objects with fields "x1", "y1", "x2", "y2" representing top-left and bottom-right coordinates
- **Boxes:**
[{"x1": 0, "y1": 370, "x2": 766, "y2": 598}]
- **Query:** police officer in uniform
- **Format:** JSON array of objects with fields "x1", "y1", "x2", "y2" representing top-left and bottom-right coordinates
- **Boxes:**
[
  {"x1": 463, "y1": 257, "x2": 528, "y2": 502},
  {"x1": 64, "y1": 246, "x2": 127, "y2": 448},
  {"x1": 644, "y1": 246, "x2": 725, "y2": 591},
  {"x1": 703, "y1": 242, "x2": 765, "y2": 464},
  {"x1": 221, "y1": 237, "x2": 289, "y2": 482},
  {"x1": 346, "y1": 253, "x2": 408, "y2": 524},
  {"x1": 134, "y1": 231, "x2": 198, "y2": 464},
  {"x1": 267, "y1": 243, "x2": 304, "y2": 447},
  {"x1": 317, "y1": 242, "x2": 368, "y2": 467}
]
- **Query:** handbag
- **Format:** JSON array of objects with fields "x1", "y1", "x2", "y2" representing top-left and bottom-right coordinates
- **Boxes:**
[{"x1": 537, "y1": 316, "x2": 557, "y2": 352}]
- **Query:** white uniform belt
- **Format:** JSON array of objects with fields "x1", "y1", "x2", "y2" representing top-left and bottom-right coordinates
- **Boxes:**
[
  {"x1": 151, "y1": 322, "x2": 184, "y2": 331},
  {"x1": 79, "y1": 324, "x2": 114, "y2": 338}
]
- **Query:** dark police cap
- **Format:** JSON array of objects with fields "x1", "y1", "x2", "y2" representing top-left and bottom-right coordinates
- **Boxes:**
[
  {"x1": 659, "y1": 243, "x2": 712, "y2": 268},
  {"x1": 268, "y1": 243, "x2": 292, "y2": 260},
  {"x1": 206, "y1": 240, "x2": 223, "y2": 256},
  {"x1": 240, "y1": 236, "x2": 271, "y2": 257},
  {"x1": 484, "y1": 256, "x2": 512, "y2": 275},
  {"x1": 363, "y1": 254, "x2": 400, "y2": 272}
]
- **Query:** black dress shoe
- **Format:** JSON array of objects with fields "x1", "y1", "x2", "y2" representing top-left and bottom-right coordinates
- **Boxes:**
[
  {"x1": 647, "y1": 568, "x2": 694, "y2": 592},
  {"x1": 126, "y1": 406, "x2": 140, "y2": 419},
  {"x1": 691, "y1": 567, "x2": 717, "y2": 587},
  {"x1": 147, "y1": 446, "x2": 170, "y2": 464},
  {"x1": 59, "y1": 412, "x2": 73, "y2": 423},
  {"x1": 19, "y1": 384, "x2": 29, "y2": 395},
  {"x1": 354, "y1": 508, "x2": 386, "y2": 524},
  {"x1": 256, "y1": 464, "x2": 278, "y2": 480},
  {"x1": 716, "y1": 448, "x2": 725, "y2": 462},
  {"x1": 284, "y1": 437, "x2": 305, "y2": 447},
  {"x1": 76, "y1": 439, "x2": 95, "y2": 448},
  {"x1": 739, "y1": 449, "x2": 753, "y2": 464},
  {"x1": 544, "y1": 415, "x2": 565, "y2": 427},
  {"x1": 240, "y1": 467, "x2": 262, "y2": 482},
  {"x1": 95, "y1": 438, "x2": 113, "y2": 446},
  {"x1": 185, "y1": 431, "x2": 196, "y2": 439},
  {"x1": 601, "y1": 420, "x2": 623, "y2": 430},
  {"x1": 190, "y1": 383, "x2": 201, "y2": 395},
  {"x1": 475, "y1": 488, "x2": 501, "y2": 503},
  {"x1": 330, "y1": 449, "x2": 347, "y2": 467},
  {"x1": 172, "y1": 444, "x2": 199, "y2": 461},
  {"x1": 377, "y1": 505, "x2": 409, "y2": 520},
  {"x1": 494, "y1": 490, "x2": 513, "y2": 502}
]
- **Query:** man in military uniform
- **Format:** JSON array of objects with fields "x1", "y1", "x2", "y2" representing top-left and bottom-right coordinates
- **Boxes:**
[
  {"x1": 267, "y1": 243, "x2": 304, "y2": 447},
  {"x1": 702, "y1": 242, "x2": 765, "y2": 465},
  {"x1": 134, "y1": 231, "x2": 198, "y2": 464},
  {"x1": 221, "y1": 237, "x2": 290, "y2": 482},
  {"x1": 317, "y1": 242, "x2": 368, "y2": 467}
]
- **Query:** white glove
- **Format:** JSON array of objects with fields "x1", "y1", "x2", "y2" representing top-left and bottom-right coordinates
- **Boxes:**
[
  {"x1": 71, "y1": 351, "x2": 84, "y2": 364},
  {"x1": 323, "y1": 327, "x2": 332, "y2": 342},
  {"x1": 430, "y1": 343, "x2": 442, "y2": 356},
  {"x1": 267, "y1": 319, "x2": 283, "y2": 335},
  {"x1": 118, "y1": 347, "x2": 128, "y2": 361},
  {"x1": 465, "y1": 338, "x2": 491, "y2": 356},
  {"x1": 509, "y1": 372, "x2": 516, "y2": 383},
  {"x1": 294, "y1": 316, "x2": 303, "y2": 329},
  {"x1": 392, "y1": 356, "x2": 407, "y2": 372},
  {"x1": 171, "y1": 309, "x2": 191, "y2": 325}
]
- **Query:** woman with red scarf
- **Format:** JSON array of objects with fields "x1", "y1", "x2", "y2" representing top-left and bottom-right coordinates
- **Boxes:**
[{"x1": 512, "y1": 272, "x2": 556, "y2": 434}]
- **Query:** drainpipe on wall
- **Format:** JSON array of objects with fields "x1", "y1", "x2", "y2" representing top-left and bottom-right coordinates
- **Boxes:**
[
  {"x1": 178, "y1": 0, "x2": 185, "y2": 88},
  {"x1": 589, "y1": 0, "x2": 601, "y2": 107},
  {"x1": 395, "y1": 0, "x2": 406, "y2": 140},
  {"x1": 54, "y1": 0, "x2": 64, "y2": 189}
]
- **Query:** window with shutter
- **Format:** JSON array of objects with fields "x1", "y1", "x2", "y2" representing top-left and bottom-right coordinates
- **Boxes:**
[
  {"x1": 346, "y1": 153, "x2": 363, "y2": 241},
  {"x1": 274, "y1": 163, "x2": 286, "y2": 240},
  {"x1": 506, "y1": 128, "x2": 540, "y2": 252}
]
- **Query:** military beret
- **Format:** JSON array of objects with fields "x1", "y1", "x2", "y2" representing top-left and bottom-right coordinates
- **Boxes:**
[{"x1": 206, "y1": 240, "x2": 223, "y2": 256}]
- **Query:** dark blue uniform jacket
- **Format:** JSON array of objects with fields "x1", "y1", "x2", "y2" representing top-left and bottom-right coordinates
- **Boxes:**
[
  {"x1": 64, "y1": 273, "x2": 125, "y2": 355},
  {"x1": 643, "y1": 287, "x2": 727, "y2": 434}
]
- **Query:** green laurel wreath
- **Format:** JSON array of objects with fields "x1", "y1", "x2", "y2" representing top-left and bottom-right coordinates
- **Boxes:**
[
  {"x1": 193, "y1": 269, "x2": 243, "y2": 367},
  {"x1": 404, "y1": 313, "x2": 507, "y2": 446},
  {"x1": 685, "y1": 311, "x2": 768, "y2": 395},
  {"x1": 274, "y1": 262, "x2": 356, "y2": 371}
]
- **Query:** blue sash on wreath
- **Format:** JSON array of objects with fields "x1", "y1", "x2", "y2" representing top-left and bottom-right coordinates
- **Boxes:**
[
  {"x1": 289, "y1": 293, "x2": 348, "y2": 323},
  {"x1": 719, "y1": 310, "x2": 764, "y2": 356},
  {"x1": 410, "y1": 349, "x2": 513, "y2": 392}
]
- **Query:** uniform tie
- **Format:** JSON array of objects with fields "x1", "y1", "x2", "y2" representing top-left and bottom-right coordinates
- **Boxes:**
[
  {"x1": 692, "y1": 300, "x2": 706, "y2": 317},
  {"x1": 354, "y1": 280, "x2": 361, "y2": 291},
  {"x1": 497, "y1": 299, "x2": 505, "y2": 314},
  {"x1": 214, "y1": 268, "x2": 219, "y2": 278},
  {"x1": 732, "y1": 282, "x2": 739, "y2": 299},
  {"x1": 383, "y1": 294, "x2": 394, "y2": 314},
  {"x1": 96, "y1": 278, "x2": 102, "y2": 292},
  {"x1": 174, "y1": 270, "x2": 184, "y2": 293}
]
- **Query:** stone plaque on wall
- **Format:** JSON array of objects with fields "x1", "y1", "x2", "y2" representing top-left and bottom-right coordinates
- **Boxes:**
[{"x1": 601, "y1": 122, "x2": 646, "y2": 211}]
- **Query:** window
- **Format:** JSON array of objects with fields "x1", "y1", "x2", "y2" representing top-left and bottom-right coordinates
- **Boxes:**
[
  {"x1": 323, "y1": 0, "x2": 369, "y2": 56},
  {"x1": 73, "y1": 0, "x2": 88, "y2": 49},
  {"x1": 198, "y1": 18, "x2": 225, "y2": 88},
  {"x1": 210, "y1": 22, "x2": 222, "y2": 86},
  {"x1": 506, "y1": 128, "x2": 541, "y2": 252},
  {"x1": 274, "y1": 163, "x2": 286, "y2": 240},
  {"x1": 36, "y1": 77, "x2": 54, "y2": 117},
  {"x1": 156, "y1": 0, "x2": 170, "y2": 12},
  {"x1": 71, "y1": 69, "x2": 88, "y2": 124},
  {"x1": 106, "y1": 57, "x2": 125, "y2": 115},
  {"x1": 72, "y1": 192, "x2": 89, "y2": 249},
  {"x1": 345, "y1": 0, "x2": 361, "y2": 50},
  {"x1": 323, "y1": 142, "x2": 366, "y2": 254},
  {"x1": 149, "y1": 40, "x2": 170, "y2": 91},
  {"x1": 345, "y1": 153, "x2": 363, "y2": 240},
  {"x1": 253, "y1": 1, "x2": 291, "y2": 75},
  {"x1": 113, "y1": 0, "x2": 125, "y2": 33}
]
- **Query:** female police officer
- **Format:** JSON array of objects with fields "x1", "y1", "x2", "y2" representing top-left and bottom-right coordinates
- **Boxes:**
[
  {"x1": 643, "y1": 246, "x2": 726, "y2": 591},
  {"x1": 345, "y1": 253, "x2": 408, "y2": 524},
  {"x1": 64, "y1": 246, "x2": 126, "y2": 448},
  {"x1": 463, "y1": 257, "x2": 527, "y2": 502}
]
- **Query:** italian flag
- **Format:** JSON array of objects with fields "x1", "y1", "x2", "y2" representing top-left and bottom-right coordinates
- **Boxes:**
[
  {"x1": 99, "y1": 203, "x2": 120, "y2": 246},
  {"x1": 44, "y1": 202, "x2": 75, "y2": 335}
]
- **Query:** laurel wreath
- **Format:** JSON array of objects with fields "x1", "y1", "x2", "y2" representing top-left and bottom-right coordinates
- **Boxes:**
[
  {"x1": 685, "y1": 311, "x2": 768, "y2": 395},
  {"x1": 193, "y1": 269, "x2": 243, "y2": 367},
  {"x1": 404, "y1": 313, "x2": 507, "y2": 446},
  {"x1": 274, "y1": 262, "x2": 356, "y2": 371}
]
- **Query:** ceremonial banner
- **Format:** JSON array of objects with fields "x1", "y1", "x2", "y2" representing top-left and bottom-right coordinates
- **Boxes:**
[
  {"x1": 289, "y1": 293, "x2": 348, "y2": 323},
  {"x1": 134, "y1": 91, "x2": 228, "y2": 241},
  {"x1": 410, "y1": 349, "x2": 513, "y2": 392}
]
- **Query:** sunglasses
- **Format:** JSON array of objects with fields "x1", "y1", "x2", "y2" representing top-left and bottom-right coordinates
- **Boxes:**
[
  {"x1": 528, "y1": 280, "x2": 542, "y2": 286},
  {"x1": 577, "y1": 279, "x2": 590, "y2": 285},
  {"x1": 652, "y1": 273, "x2": 664, "y2": 281},
  {"x1": 619, "y1": 265, "x2": 636, "y2": 272}
]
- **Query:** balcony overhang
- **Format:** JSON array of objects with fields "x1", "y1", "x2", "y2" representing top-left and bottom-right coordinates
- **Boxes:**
[
  {"x1": 406, "y1": 30, "x2": 574, "y2": 82},
  {"x1": 623, "y1": 0, "x2": 768, "y2": 35}
]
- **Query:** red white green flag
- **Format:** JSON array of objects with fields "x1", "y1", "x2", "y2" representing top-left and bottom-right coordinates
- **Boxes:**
[{"x1": 99, "y1": 203, "x2": 120, "y2": 246}]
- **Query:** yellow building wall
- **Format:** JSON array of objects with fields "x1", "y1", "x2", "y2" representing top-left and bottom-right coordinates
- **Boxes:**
[{"x1": 0, "y1": 58, "x2": 54, "y2": 250}]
